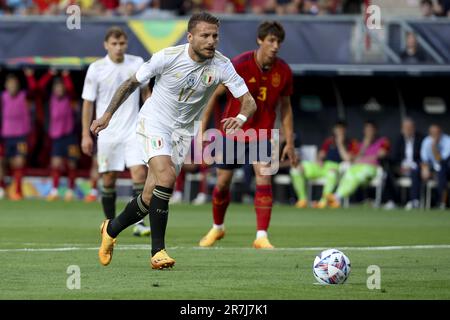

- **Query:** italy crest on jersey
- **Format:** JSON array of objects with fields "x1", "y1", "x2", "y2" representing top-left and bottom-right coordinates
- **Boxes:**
[{"x1": 201, "y1": 67, "x2": 215, "y2": 87}]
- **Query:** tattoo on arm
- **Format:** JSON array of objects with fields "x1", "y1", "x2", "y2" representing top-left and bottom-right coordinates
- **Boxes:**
[
  {"x1": 238, "y1": 92, "x2": 257, "y2": 118},
  {"x1": 105, "y1": 75, "x2": 140, "y2": 116}
]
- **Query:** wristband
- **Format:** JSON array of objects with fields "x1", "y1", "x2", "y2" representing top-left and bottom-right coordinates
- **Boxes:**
[{"x1": 236, "y1": 114, "x2": 247, "y2": 123}]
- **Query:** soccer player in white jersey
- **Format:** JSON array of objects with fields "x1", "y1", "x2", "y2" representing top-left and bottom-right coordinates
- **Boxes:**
[
  {"x1": 81, "y1": 27, "x2": 151, "y2": 237},
  {"x1": 91, "y1": 12, "x2": 257, "y2": 270}
]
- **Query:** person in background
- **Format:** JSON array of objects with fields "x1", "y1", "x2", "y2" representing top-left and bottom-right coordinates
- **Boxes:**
[
  {"x1": 383, "y1": 118, "x2": 424, "y2": 210},
  {"x1": 290, "y1": 120, "x2": 358, "y2": 209},
  {"x1": 118, "y1": 0, "x2": 150, "y2": 16},
  {"x1": 249, "y1": 0, "x2": 276, "y2": 14},
  {"x1": 420, "y1": 0, "x2": 437, "y2": 17},
  {"x1": 84, "y1": 153, "x2": 100, "y2": 202},
  {"x1": 436, "y1": 0, "x2": 450, "y2": 16},
  {"x1": 40, "y1": 70, "x2": 80, "y2": 201},
  {"x1": 23, "y1": 68, "x2": 55, "y2": 170},
  {"x1": 275, "y1": 0, "x2": 302, "y2": 14},
  {"x1": 341, "y1": 0, "x2": 363, "y2": 14},
  {"x1": 1, "y1": 74, "x2": 31, "y2": 200},
  {"x1": 198, "y1": 21, "x2": 296, "y2": 249},
  {"x1": 327, "y1": 120, "x2": 390, "y2": 208},
  {"x1": 0, "y1": 141, "x2": 5, "y2": 199},
  {"x1": 400, "y1": 32, "x2": 427, "y2": 64},
  {"x1": 81, "y1": 26, "x2": 151, "y2": 236},
  {"x1": 420, "y1": 124, "x2": 450, "y2": 209}
]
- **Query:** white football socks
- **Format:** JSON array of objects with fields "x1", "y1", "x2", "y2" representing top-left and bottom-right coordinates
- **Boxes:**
[{"x1": 256, "y1": 230, "x2": 268, "y2": 239}]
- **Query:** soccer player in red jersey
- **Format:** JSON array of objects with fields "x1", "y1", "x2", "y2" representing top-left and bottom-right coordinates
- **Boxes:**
[{"x1": 199, "y1": 21, "x2": 298, "y2": 249}]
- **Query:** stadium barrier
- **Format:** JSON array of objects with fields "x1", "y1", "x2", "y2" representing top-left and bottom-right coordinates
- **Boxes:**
[{"x1": 1, "y1": 15, "x2": 449, "y2": 75}]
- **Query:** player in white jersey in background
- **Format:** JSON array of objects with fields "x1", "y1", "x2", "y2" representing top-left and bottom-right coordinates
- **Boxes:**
[
  {"x1": 81, "y1": 27, "x2": 151, "y2": 237},
  {"x1": 92, "y1": 12, "x2": 257, "y2": 270}
]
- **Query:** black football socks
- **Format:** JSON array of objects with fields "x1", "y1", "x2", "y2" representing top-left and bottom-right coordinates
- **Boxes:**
[
  {"x1": 132, "y1": 183, "x2": 146, "y2": 226},
  {"x1": 107, "y1": 194, "x2": 149, "y2": 238},
  {"x1": 101, "y1": 186, "x2": 116, "y2": 219},
  {"x1": 148, "y1": 186, "x2": 173, "y2": 256}
]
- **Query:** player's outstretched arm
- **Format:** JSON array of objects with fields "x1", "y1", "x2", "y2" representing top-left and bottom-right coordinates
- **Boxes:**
[
  {"x1": 221, "y1": 92, "x2": 257, "y2": 132},
  {"x1": 90, "y1": 74, "x2": 140, "y2": 135}
]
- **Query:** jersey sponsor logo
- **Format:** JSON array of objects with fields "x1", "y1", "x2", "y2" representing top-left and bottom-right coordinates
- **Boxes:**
[
  {"x1": 150, "y1": 136, "x2": 164, "y2": 150},
  {"x1": 186, "y1": 73, "x2": 197, "y2": 88},
  {"x1": 249, "y1": 77, "x2": 256, "y2": 83},
  {"x1": 201, "y1": 67, "x2": 215, "y2": 87},
  {"x1": 272, "y1": 72, "x2": 281, "y2": 88}
]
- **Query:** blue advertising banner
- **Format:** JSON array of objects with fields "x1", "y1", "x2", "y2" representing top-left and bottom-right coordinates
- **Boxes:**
[
  {"x1": 0, "y1": 18, "x2": 355, "y2": 67},
  {"x1": 0, "y1": 18, "x2": 448, "y2": 70}
]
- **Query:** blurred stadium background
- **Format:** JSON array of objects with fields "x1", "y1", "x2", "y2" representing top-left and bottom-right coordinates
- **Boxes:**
[{"x1": 1, "y1": 0, "x2": 450, "y2": 300}]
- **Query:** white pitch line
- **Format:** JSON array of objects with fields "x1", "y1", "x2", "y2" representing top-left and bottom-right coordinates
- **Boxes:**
[{"x1": 1, "y1": 244, "x2": 450, "y2": 253}]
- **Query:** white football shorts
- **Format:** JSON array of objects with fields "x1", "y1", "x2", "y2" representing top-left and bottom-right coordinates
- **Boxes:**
[
  {"x1": 136, "y1": 115, "x2": 192, "y2": 175},
  {"x1": 97, "y1": 136, "x2": 145, "y2": 173}
]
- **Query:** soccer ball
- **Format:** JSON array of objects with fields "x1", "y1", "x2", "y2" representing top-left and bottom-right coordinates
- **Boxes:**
[{"x1": 313, "y1": 249, "x2": 351, "y2": 285}]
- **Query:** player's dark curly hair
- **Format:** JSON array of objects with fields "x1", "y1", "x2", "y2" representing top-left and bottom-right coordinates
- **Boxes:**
[
  {"x1": 257, "y1": 21, "x2": 285, "y2": 42},
  {"x1": 104, "y1": 26, "x2": 128, "y2": 42},
  {"x1": 188, "y1": 12, "x2": 220, "y2": 33}
]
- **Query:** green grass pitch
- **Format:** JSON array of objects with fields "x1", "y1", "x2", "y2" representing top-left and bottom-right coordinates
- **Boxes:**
[{"x1": 1, "y1": 199, "x2": 450, "y2": 299}]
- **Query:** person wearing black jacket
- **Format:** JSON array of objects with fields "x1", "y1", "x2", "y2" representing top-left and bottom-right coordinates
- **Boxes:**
[{"x1": 383, "y1": 118, "x2": 424, "y2": 210}]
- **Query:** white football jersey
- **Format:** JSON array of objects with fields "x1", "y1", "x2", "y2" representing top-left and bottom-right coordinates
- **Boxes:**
[
  {"x1": 135, "y1": 44, "x2": 248, "y2": 136},
  {"x1": 82, "y1": 54, "x2": 148, "y2": 142}
]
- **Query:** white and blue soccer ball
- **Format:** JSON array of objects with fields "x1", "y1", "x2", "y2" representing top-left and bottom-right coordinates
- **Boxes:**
[{"x1": 313, "y1": 249, "x2": 351, "y2": 285}]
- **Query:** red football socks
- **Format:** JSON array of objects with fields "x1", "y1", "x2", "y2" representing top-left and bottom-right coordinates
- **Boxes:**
[
  {"x1": 51, "y1": 168, "x2": 60, "y2": 189},
  {"x1": 254, "y1": 184, "x2": 273, "y2": 231},
  {"x1": 212, "y1": 186, "x2": 230, "y2": 225},
  {"x1": 13, "y1": 168, "x2": 24, "y2": 195}
]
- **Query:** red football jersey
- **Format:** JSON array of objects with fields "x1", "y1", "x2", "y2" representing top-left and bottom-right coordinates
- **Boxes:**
[{"x1": 221, "y1": 51, "x2": 293, "y2": 141}]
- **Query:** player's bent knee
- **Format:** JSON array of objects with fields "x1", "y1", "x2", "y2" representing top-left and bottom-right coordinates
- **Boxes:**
[{"x1": 102, "y1": 173, "x2": 117, "y2": 188}]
